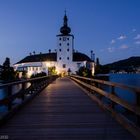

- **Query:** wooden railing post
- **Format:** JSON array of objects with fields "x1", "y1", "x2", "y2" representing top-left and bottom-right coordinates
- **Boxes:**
[
  {"x1": 8, "y1": 85, "x2": 12, "y2": 111},
  {"x1": 136, "y1": 92, "x2": 140, "y2": 126},
  {"x1": 21, "y1": 82, "x2": 25, "y2": 100},
  {"x1": 111, "y1": 86, "x2": 116, "y2": 109}
]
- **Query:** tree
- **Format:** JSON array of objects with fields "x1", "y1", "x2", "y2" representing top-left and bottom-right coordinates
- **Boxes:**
[
  {"x1": 3, "y1": 57, "x2": 10, "y2": 68},
  {"x1": 95, "y1": 57, "x2": 109, "y2": 74},
  {"x1": 77, "y1": 66, "x2": 92, "y2": 77},
  {"x1": 1, "y1": 57, "x2": 16, "y2": 81},
  {"x1": 48, "y1": 66, "x2": 57, "y2": 75}
]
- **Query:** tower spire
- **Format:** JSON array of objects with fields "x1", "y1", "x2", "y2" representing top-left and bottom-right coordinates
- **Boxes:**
[
  {"x1": 60, "y1": 11, "x2": 71, "y2": 35},
  {"x1": 63, "y1": 11, "x2": 68, "y2": 26}
]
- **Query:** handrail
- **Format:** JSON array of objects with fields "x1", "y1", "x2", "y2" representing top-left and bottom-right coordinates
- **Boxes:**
[
  {"x1": 70, "y1": 74, "x2": 140, "y2": 137},
  {"x1": 0, "y1": 75, "x2": 53, "y2": 88},
  {"x1": 0, "y1": 75, "x2": 58, "y2": 125},
  {"x1": 72, "y1": 75, "x2": 140, "y2": 93}
]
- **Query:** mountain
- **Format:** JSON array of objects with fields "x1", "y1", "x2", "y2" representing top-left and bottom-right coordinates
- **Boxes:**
[{"x1": 104, "y1": 56, "x2": 140, "y2": 72}]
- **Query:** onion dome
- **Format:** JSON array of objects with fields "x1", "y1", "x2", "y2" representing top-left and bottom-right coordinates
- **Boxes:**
[{"x1": 60, "y1": 12, "x2": 71, "y2": 35}]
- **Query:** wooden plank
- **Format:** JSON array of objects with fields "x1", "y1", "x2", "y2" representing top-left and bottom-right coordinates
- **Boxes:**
[{"x1": 0, "y1": 77, "x2": 136, "y2": 140}]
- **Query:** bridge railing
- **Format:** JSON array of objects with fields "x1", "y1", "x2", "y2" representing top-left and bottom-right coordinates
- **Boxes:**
[
  {"x1": 0, "y1": 75, "x2": 58, "y2": 124},
  {"x1": 70, "y1": 74, "x2": 140, "y2": 138}
]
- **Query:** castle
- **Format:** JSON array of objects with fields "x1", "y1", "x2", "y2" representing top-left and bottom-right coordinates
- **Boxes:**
[{"x1": 14, "y1": 13, "x2": 95, "y2": 78}]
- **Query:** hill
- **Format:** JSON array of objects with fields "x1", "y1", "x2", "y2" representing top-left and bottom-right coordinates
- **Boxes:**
[{"x1": 104, "y1": 56, "x2": 140, "y2": 72}]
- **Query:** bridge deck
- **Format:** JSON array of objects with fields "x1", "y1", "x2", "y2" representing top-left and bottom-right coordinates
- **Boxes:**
[{"x1": 0, "y1": 78, "x2": 136, "y2": 139}]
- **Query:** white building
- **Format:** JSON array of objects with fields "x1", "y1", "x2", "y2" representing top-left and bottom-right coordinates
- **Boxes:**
[{"x1": 14, "y1": 13, "x2": 95, "y2": 78}]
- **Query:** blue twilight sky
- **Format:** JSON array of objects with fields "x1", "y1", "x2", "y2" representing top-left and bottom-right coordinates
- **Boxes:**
[{"x1": 0, "y1": 0, "x2": 140, "y2": 65}]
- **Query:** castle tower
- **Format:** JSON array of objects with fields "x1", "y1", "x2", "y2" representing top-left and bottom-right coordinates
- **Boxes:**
[{"x1": 56, "y1": 12, "x2": 74, "y2": 75}]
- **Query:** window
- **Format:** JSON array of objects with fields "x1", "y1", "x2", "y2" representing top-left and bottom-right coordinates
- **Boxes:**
[
  {"x1": 59, "y1": 43, "x2": 61, "y2": 46},
  {"x1": 59, "y1": 38, "x2": 61, "y2": 40},
  {"x1": 59, "y1": 49, "x2": 61, "y2": 52},
  {"x1": 67, "y1": 38, "x2": 69, "y2": 40},
  {"x1": 67, "y1": 43, "x2": 69, "y2": 46},
  {"x1": 67, "y1": 48, "x2": 69, "y2": 51},
  {"x1": 63, "y1": 37, "x2": 66, "y2": 41},
  {"x1": 59, "y1": 57, "x2": 61, "y2": 60},
  {"x1": 63, "y1": 64, "x2": 66, "y2": 68},
  {"x1": 23, "y1": 67, "x2": 27, "y2": 71},
  {"x1": 77, "y1": 63, "x2": 81, "y2": 68},
  {"x1": 67, "y1": 57, "x2": 69, "y2": 60}
]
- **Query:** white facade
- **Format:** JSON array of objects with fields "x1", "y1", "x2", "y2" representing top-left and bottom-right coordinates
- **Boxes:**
[
  {"x1": 56, "y1": 35, "x2": 74, "y2": 75},
  {"x1": 14, "y1": 13, "x2": 95, "y2": 78}
]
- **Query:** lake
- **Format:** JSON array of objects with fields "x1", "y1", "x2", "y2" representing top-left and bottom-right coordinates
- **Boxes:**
[
  {"x1": 0, "y1": 74, "x2": 140, "y2": 113},
  {"x1": 109, "y1": 73, "x2": 140, "y2": 104},
  {"x1": 109, "y1": 73, "x2": 140, "y2": 87}
]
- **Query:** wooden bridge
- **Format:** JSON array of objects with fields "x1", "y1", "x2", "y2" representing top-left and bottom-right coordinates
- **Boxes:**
[{"x1": 0, "y1": 76, "x2": 140, "y2": 139}]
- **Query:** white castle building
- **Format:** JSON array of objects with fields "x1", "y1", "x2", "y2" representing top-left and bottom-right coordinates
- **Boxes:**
[{"x1": 14, "y1": 13, "x2": 95, "y2": 78}]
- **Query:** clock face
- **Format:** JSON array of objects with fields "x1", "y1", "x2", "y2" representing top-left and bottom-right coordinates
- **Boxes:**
[{"x1": 63, "y1": 37, "x2": 66, "y2": 41}]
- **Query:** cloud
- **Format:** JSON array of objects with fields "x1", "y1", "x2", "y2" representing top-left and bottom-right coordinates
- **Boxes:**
[
  {"x1": 107, "y1": 47, "x2": 115, "y2": 53},
  {"x1": 119, "y1": 44, "x2": 129, "y2": 50},
  {"x1": 132, "y1": 28, "x2": 136, "y2": 32},
  {"x1": 134, "y1": 34, "x2": 140, "y2": 40},
  {"x1": 135, "y1": 41, "x2": 140, "y2": 45},
  {"x1": 117, "y1": 35, "x2": 126, "y2": 40},
  {"x1": 110, "y1": 39, "x2": 115, "y2": 44}
]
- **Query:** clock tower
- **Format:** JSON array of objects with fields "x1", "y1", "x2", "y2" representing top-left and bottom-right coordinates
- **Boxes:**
[{"x1": 56, "y1": 12, "x2": 74, "y2": 75}]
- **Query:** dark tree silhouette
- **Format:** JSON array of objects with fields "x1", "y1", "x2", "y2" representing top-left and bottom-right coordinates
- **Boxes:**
[
  {"x1": 77, "y1": 66, "x2": 92, "y2": 77},
  {"x1": 1, "y1": 57, "x2": 16, "y2": 82}
]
